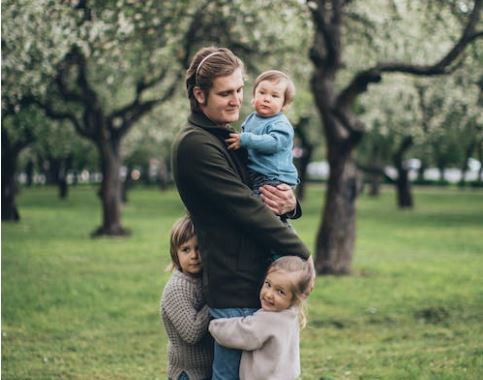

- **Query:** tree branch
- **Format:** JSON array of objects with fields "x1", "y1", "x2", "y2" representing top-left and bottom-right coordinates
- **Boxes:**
[
  {"x1": 34, "y1": 98, "x2": 91, "y2": 140},
  {"x1": 309, "y1": 0, "x2": 341, "y2": 72},
  {"x1": 336, "y1": 0, "x2": 482, "y2": 110},
  {"x1": 109, "y1": 0, "x2": 212, "y2": 140}
]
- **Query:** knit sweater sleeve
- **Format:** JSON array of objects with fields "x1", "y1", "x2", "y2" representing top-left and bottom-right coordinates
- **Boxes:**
[
  {"x1": 162, "y1": 278, "x2": 210, "y2": 345},
  {"x1": 208, "y1": 311, "x2": 276, "y2": 351},
  {"x1": 240, "y1": 120, "x2": 292, "y2": 154}
]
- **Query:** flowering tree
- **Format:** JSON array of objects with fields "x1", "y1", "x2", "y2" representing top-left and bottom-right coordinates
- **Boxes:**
[
  {"x1": 2, "y1": 0, "x2": 310, "y2": 233},
  {"x1": 307, "y1": 0, "x2": 482, "y2": 274}
]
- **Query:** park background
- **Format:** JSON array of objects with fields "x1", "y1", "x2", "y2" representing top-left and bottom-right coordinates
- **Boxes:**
[{"x1": 2, "y1": 1, "x2": 482, "y2": 379}]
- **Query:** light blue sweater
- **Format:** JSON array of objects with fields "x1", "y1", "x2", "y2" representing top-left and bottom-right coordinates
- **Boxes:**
[{"x1": 240, "y1": 112, "x2": 298, "y2": 186}]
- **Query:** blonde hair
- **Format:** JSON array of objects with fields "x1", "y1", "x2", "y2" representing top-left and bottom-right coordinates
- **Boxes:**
[
  {"x1": 253, "y1": 70, "x2": 295, "y2": 107},
  {"x1": 185, "y1": 46, "x2": 245, "y2": 112},
  {"x1": 266, "y1": 256, "x2": 315, "y2": 329},
  {"x1": 168, "y1": 215, "x2": 196, "y2": 272}
]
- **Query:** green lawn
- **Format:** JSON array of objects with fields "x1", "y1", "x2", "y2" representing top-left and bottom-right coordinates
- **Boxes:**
[{"x1": 2, "y1": 185, "x2": 483, "y2": 379}]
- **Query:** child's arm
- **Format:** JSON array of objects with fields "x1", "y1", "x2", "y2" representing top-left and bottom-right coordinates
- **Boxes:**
[
  {"x1": 163, "y1": 285, "x2": 210, "y2": 345},
  {"x1": 208, "y1": 312, "x2": 274, "y2": 351},
  {"x1": 239, "y1": 121, "x2": 293, "y2": 154}
]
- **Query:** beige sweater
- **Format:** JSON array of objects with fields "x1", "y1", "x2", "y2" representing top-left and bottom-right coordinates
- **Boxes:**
[
  {"x1": 160, "y1": 270, "x2": 213, "y2": 380},
  {"x1": 209, "y1": 307, "x2": 300, "y2": 380}
]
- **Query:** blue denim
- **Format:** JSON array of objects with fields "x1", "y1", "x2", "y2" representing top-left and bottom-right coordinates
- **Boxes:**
[
  {"x1": 209, "y1": 308, "x2": 258, "y2": 380},
  {"x1": 248, "y1": 170, "x2": 284, "y2": 196}
]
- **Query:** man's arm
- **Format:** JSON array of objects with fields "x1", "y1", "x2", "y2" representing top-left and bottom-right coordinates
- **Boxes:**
[{"x1": 175, "y1": 132, "x2": 309, "y2": 258}]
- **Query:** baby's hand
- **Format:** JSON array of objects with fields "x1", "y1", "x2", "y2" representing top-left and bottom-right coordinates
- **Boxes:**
[{"x1": 225, "y1": 133, "x2": 241, "y2": 150}]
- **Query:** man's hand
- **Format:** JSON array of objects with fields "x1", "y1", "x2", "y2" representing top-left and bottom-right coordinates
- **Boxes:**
[
  {"x1": 225, "y1": 133, "x2": 241, "y2": 150},
  {"x1": 260, "y1": 183, "x2": 296, "y2": 215}
]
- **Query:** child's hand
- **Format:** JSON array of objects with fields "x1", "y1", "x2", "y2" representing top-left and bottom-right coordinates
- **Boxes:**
[{"x1": 225, "y1": 133, "x2": 241, "y2": 150}]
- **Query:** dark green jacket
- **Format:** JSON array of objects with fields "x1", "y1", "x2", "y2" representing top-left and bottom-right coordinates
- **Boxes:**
[{"x1": 172, "y1": 112, "x2": 310, "y2": 308}]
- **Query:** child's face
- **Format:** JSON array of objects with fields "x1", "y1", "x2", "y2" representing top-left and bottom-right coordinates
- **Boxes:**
[
  {"x1": 252, "y1": 79, "x2": 286, "y2": 117},
  {"x1": 177, "y1": 236, "x2": 202, "y2": 277},
  {"x1": 259, "y1": 270, "x2": 294, "y2": 312}
]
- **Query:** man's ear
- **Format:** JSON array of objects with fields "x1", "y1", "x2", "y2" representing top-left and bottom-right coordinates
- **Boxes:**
[{"x1": 193, "y1": 87, "x2": 206, "y2": 105}]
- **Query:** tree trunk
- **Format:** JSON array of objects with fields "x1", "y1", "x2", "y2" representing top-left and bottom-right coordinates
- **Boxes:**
[
  {"x1": 438, "y1": 164, "x2": 445, "y2": 182},
  {"x1": 44, "y1": 156, "x2": 70, "y2": 199},
  {"x1": 91, "y1": 141, "x2": 129, "y2": 237},
  {"x1": 417, "y1": 161, "x2": 426, "y2": 182},
  {"x1": 477, "y1": 140, "x2": 483, "y2": 184},
  {"x1": 295, "y1": 145, "x2": 313, "y2": 201},
  {"x1": 459, "y1": 140, "x2": 475, "y2": 187},
  {"x1": 368, "y1": 146, "x2": 382, "y2": 197},
  {"x1": 121, "y1": 165, "x2": 132, "y2": 204},
  {"x1": 25, "y1": 159, "x2": 34, "y2": 187},
  {"x1": 395, "y1": 168, "x2": 412, "y2": 208},
  {"x1": 393, "y1": 136, "x2": 413, "y2": 208},
  {"x1": 315, "y1": 148, "x2": 360, "y2": 274},
  {"x1": 294, "y1": 117, "x2": 313, "y2": 201},
  {"x1": 368, "y1": 173, "x2": 381, "y2": 197},
  {"x1": 2, "y1": 131, "x2": 21, "y2": 221}
]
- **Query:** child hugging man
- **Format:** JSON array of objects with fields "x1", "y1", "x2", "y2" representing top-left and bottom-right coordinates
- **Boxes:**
[
  {"x1": 225, "y1": 70, "x2": 298, "y2": 196},
  {"x1": 160, "y1": 215, "x2": 213, "y2": 380}
]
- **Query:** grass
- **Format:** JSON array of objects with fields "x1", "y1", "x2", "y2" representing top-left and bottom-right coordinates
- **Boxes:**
[{"x1": 2, "y1": 184, "x2": 483, "y2": 379}]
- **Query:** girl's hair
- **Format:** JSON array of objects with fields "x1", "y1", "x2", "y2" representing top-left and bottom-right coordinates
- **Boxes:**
[
  {"x1": 253, "y1": 70, "x2": 295, "y2": 107},
  {"x1": 267, "y1": 256, "x2": 316, "y2": 329},
  {"x1": 168, "y1": 215, "x2": 196, "y2": 272},
  {"x1": 185, "y1": 46, "x2": 245, "y2": 112}
]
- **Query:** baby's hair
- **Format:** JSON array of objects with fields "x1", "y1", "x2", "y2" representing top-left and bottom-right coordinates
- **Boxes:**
[
  {"x1": 267, "y1": 255, "x2": 316, "y2": 328},
  {"x1": 185, "y1": 46, "x2": 245, "y2": 112},
  {"x1": 168, "y1": 214, "x2": 196, "y2": 272},
  {"x1": 253, "y1": 70, "x2": 295, "y2": 107}
]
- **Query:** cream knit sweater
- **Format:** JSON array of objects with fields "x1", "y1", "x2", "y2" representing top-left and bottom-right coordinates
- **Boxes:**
[
  {"x1": 209, "y1": 307, "x2": 300, "y2": 380},
  {"x1": 160, "y1": 270, "x2": 213, "y2": 380}
]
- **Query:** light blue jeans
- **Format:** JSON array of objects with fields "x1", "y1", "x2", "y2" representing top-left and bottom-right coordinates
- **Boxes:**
[{"x1": 209, "y1": 307, "x2": 257, "y2": 380}]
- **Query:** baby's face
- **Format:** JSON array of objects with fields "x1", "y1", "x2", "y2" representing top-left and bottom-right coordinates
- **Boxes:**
[
  {"x1": 259, "y1": 270, "x2": 294, "y2": 312},
  {"x1": 252, "y1": 79, "x2": 286, "y2": 117}
]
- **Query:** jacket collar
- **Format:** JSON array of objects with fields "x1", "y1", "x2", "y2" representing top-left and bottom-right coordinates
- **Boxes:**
[{"x1": 188, "y1": 111, "x2": 235, "y2": 132}]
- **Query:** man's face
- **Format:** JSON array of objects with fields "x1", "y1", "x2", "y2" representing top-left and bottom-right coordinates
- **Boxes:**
[{"x1": 196, "y1": 68, "x2": 244, "y2": 125}]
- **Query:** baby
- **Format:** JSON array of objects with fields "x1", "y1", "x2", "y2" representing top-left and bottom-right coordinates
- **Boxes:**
[{"x1": 226, "y1": 70, "x2": 299, "y2": 195}]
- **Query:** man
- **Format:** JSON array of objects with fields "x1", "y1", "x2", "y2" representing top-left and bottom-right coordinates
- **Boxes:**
[{"x1": 172, "y1": 47, "x2": 310, "y2": 380}]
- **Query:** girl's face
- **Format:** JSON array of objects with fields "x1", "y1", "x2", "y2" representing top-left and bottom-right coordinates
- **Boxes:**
[
  {"x1": 259, "y1": 270, "x2": 295, "y2": 312},
  {"x1": 177, "y1": 236, "x2": 202, "y2": 277}
]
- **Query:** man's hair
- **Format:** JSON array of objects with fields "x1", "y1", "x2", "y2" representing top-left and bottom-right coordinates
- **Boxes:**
[
  {"x1": 253, "y1": 70, "x2": 295, "y2": 107},
  {"x1": 185, "y1": 47, "x2": 245, "y2": 112},
  {"x1": 168, "y1": 215, "x2": 196, "y2": 271}
]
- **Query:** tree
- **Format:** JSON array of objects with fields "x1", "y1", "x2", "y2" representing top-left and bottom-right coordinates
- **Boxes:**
[
  {"x1": 307, "y1": 0, "x2": 482, "y2": 274},
  {"x1": 1, "y1": 106, "x2": 43, "y2": 221},
  {"x1": 2, "y1": 0, "x2": 311, "y2": 235}
]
